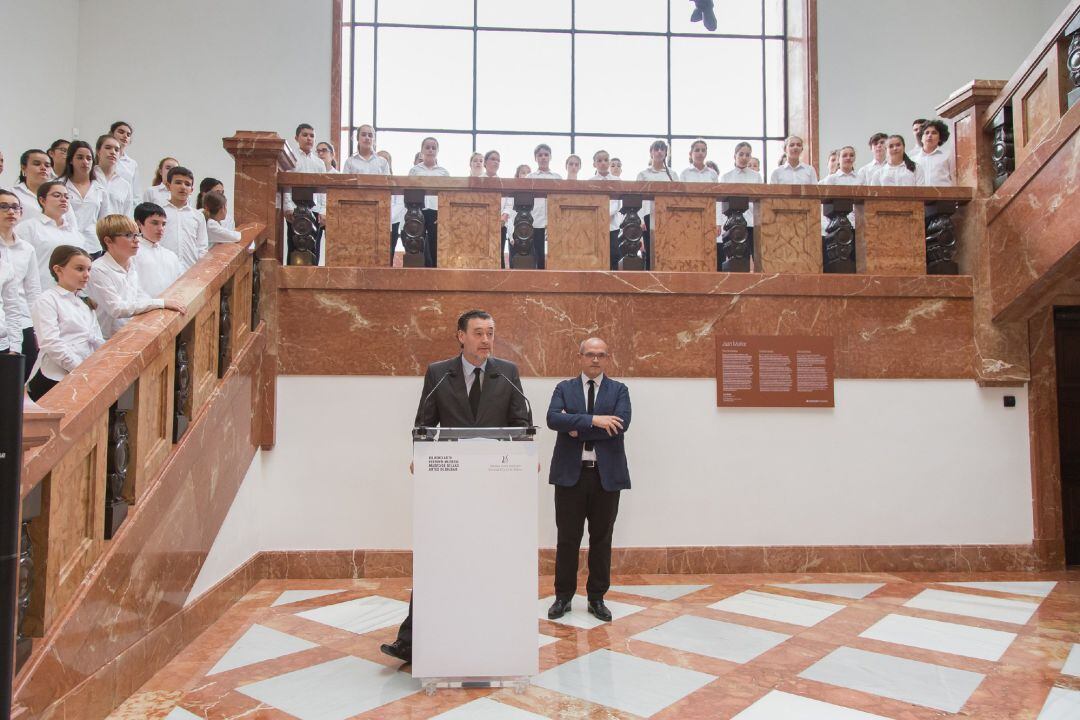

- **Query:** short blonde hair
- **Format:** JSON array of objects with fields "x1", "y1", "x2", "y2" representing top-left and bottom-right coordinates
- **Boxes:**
[{"x1": 96, "y1": 214, "x2": 138, "y2": 243}]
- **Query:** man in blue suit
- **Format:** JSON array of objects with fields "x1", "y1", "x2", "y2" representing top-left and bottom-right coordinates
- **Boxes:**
[{"x1": 546, "y1": 337, "x2": 631, "y2": 622}]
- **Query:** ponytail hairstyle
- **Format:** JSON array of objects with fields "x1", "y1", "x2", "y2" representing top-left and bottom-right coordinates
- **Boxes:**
[
  {"x1": 18, "y1": 149, "x2": 49, "y2": 184},
  {"x1": 196, "y1": 177, "x2": 223, "y2": 209},
  {"x1": 688, "y1": 138, "x2": 708, "y2": 163},
  {"x1": 47, "y1": 245, "x2": 97, "y2": 309},
  {"x1": 152, "y1": 157, "x2": 179, "y2": 186},
  {"x1": 887, "y1": 135, "x2": 917, "y2": 173},
  {"x1": 60, "y1": 140, "x2": 95, "y2": 183},
  {"x1": 649, "y1": 139, "x2": 673, "y2": 179}
]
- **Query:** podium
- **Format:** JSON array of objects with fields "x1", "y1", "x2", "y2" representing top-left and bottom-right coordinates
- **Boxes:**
[{"x1": 411, "y1": 426, "x2": 538, "y2": 693}]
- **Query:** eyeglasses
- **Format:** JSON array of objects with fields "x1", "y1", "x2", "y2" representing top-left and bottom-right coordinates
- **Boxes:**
[
  {"x1": 581, "y1": 352, "x2": 608, "y2": 360},
  {"x1": 116, "y1": 233, "x2": 137, "y2": 239},
  {"x1": 0, "y1": 203, "x2": 22, "y2": 212},
  {"x1": 46, "y1": 192, "x2": 68, "y2": 200}
]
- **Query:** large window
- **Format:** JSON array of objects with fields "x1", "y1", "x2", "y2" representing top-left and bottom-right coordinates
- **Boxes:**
[{"x1": 336, "y1": 0, "x2": 788, "y2": 176}]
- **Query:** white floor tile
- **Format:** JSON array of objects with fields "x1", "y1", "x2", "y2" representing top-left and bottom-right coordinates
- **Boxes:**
[
  {"x1": 942, "y1": 581, "x2": 1056, "y2": 598},
  {"x1": 768, "y1": 582, "x2": 884, "y2": 600},
  {"x1": 609, "y1": 584, "x2": 711, "y2": 601},
  {"x1": 1062, "y1": 644, "x2": 1080, "y2": 677},
  {"x1": 538, "y1": 634, "x2": 560, "y2": 648},
  {"x1": 208, "y1": 624, "x2": 318, "y2": 676},
  {"x1": 533, "y1": 649, "x2": 715, "y2": 717},
  {"x1": 296, "y1": 595, "x2": 409, "y2": 635},
  {"x1": 632, "y1": 614, "x2": 790, "y2": 664},
  {"x1": 1037, "y1": 687, "x2": 1080, "y2": 720},
  {"x1": 538, "y1": 595, "x2": 644, "y2": 630},
  {"x1": 799, "y1": 646, "x2": 985, "y2": 713},
  {"x1": 709, "y1": 590, "x2": 845, "y2": 627},
  {"x1": 904, "y1": 589, "x2": 1039, "y2": 625},
  {"x1": 859, "y1": 613, "x2": 1017, "y2": 661},
  {"x1": 431, "y1": 697, "x2": 551, "y2": 719},
  {"x1": 732, "y1": 689, "x2": 894, "y2": 719},
  {"x1": 164, "y1": 709, "x2": 202, "y2": 720},
  {"x1": 271, "y1": 589, "x2": 346, "y2": 607},
  {"x1": 237, "y1": 655, "x2": 419, "y2": 720}
]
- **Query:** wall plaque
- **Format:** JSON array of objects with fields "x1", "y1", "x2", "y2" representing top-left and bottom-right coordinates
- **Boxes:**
[{"x1": 716, "y1": 335, "x2": 835, "y2": 407}]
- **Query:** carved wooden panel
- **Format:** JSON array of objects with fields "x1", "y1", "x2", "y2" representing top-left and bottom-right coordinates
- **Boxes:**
[
  {"x1": 191, "y1": 295, "x2": 220, "y2": 415},
  {"x1": 438, "y1": 191, "x2": 502, "y2": 269},
  {"x1": 128, "y1": 350, "x2": 175, "y2": 503},
  {"x1": 856, "y1": 200, "x2": 926, "y2": 276},
  {"x1": 325, "y1": 188, "x2": 391, "y2": 267},
  {"x1": 1014, "y1": 48, "x2": 1066, "y2": 167},
  {"x1": 27, "y1": 414, "x2": 107, "y2": 634},
  {"x1": 231, "y1": 263, "x2": 253, "y2": 354},
  {"x1": 652, "y1": 195, "x2": 717, "y2": 272},
  {"x1": 547, "y1": 194, "x2": 609, "y2": 270},
  {"x1": 754, "y1": 198, "x2": 822, "y2": 274}
]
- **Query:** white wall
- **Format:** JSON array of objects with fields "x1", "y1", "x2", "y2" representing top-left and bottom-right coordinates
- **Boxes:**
[
  {"x1": 816, "y1": 0, "x2": 1067, "y2": 169},
  {"x1": 0, "y1": 0, "x2": 80, "y2": 188}
]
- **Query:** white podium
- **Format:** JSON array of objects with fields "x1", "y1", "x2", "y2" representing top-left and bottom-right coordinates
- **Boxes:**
[{"x1": 412, "y1": 427, "x2": 539, "y2": 693}]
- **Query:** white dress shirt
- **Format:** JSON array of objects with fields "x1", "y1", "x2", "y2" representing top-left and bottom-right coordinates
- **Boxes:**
[
  {"x1": 0, "y1": 259, "x2": 22, "y2": 351},
  {"x1": 525, "y1": 169, "x2": 562, "y2": 229},
  {"x1": 31, "y1": 286, "x2": 106, "y2": 381},
  {"x1": 162, "y1": 201, "x2": 209, "y2": 271},
  {"x1": 580, "y1": 372, "x2": 604, "y2": 462},
  {"x1": 95, "y1": 167, "x2": 135, "y2": 217},
  {"x1": 207, "y1": 218, "x2": 242, "y2": 244},
  {"x1": 635, "y1": 166, "x2": 675, "y2": 218},
  {"x1": 342, "y1": 152, "x2": 391, "y2": 175},
  {"x1": 461, "y1": 355, "x2": 487, "y2": 394},
  {"x1": 283, "y1": 147, "x2": 328, "y2": 215},
  {"x1": 86, "y1": 252, "x2": 165, "y2": 338},
  {"x1": 15, "y1": 215, "x2": 85, "y2": 289},
  {"x1": 408, "y1": 163, "x2": 452, "y2": 211},
  {"x1": 769, "y1": 162, "x2": 819, "y2": 185},
  {"x1": 873, "y1": 162, "x2": 922, "y2": 187},
  {"x1": 589, "y1": 173, "x2": 621, "y2": 231},
  {"x1": 720, "y1": 166, "x2": 763, "y2": 227},
  {"x1": 64, "y1": 177, "x2": 112, "y2": 253},
  {"x1": 911, "y1": 146, "x2": 955, "y2": 186},
  {"x1": 116, "y1": 152, "x2": 139, "y2": 200},
  {"x1": 0, "y1": 236, "x2": 42, "y2": 330},
  {"x1": 856, "y1": 159, "x2": 886, "y2": 185},
  {"x1": 131, "y1": 240, "x2": 183, "y2": 298},
  {"x1": 818, "y1": 170, "x2": 858, "y2": 228},
  {"x1": 680, "y1": 165, "x2": 719, "y2": 183},
  {"x1": 142, "y1": 183, "x2": 172, "y2": 207}
]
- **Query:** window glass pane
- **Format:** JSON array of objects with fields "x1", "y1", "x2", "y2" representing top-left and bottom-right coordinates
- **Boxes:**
[
  {"x1": 376, "y1": 28, "x2": 473, "y2": 130},
  {"x1": 670, "y1": 37, "x2": 761, "y2": 136},
  {"x1": 345, "y1": 0, "x2": 374, "y2": 24},
  {"x1": 478, "y1": 0, "x2": 571, "y2": 29},
  {"x1": 670, "y1": 0, "x2": 762, "y2": 35},
  {"x1": 574, "y1": 136, "x2": 663, "y2": 178},
  {"x1": 765, "y1": 38, "x2": 785, "y2": 138},
  {"x1": 575, "y1": 35, "x2": 667, "y2": 135},
  {"x1": 349, "y1": 27, "x2": 374, "y2": 132},
  {"x1": 670, "y1": 138, "x2": 760, "y2": 175},
  {"x1": 477, "y1": 32, "x2": 571, "y2": 133},
  {"x1": 341, "y1": 26, "x2": 352, "y2": 132},
  {"x1": 763, "y1": 0, "x2": 784, "y2": 34},
  {"x1": 377, "y1": 131, "x2": 474, "y2": 175},
  {"x1": 474, "y1": 135, "x2": 572, "y2": 178},
  {"x1": 575, "y1": 0, "x2": 667, "y2": 33},
  {"x1": 378, "y1": 0, "x2": 472, "y2": 27}
]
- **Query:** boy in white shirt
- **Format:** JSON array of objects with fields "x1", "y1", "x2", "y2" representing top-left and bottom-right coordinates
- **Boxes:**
[
  {"x1": 911, "y1": 119, "x2": 955, "y2": 186},
  {"x1": 525, "y1": 144, "x2": 563, "y2": 270},
  {"x1": 856, "y1": 133, "x2": 888, "y2": 185},
  {"x1": 132, "y1": 203, "x2": 183, "y2": 298},
  {"x1": 86, "y1": 214, "x2": 186, "y2": 338},
  {"x1": 590, "y1": 150, "x2": 622, "y2": 270},
  {"x1": 161, "y1": 167, "x2": 209, "y2": 272},
  {"x1": 283, "y1": 123, "x2": 328, "y2": 265},
  {"x1": 769, "y1": 136, "x2": 818, "y2": 185}
]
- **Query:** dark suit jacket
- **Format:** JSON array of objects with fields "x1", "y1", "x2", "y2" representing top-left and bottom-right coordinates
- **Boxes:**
[
  {"x1": 546, "y1": 376, "x2": 631, "y2": 492},
  {"x1": 414, "y1": 354, "x2": 532, "y2": 428}
]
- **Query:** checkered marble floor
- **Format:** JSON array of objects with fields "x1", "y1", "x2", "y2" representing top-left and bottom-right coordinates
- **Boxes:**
[{"x1": 109, "y1": 572, "x2": 1080, "y2": 719}]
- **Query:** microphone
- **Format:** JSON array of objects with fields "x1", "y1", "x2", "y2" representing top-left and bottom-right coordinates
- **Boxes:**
[
  {"x1": 488, "y1": 371, "x2": 534, "y2": 427},
  {"x1": 415, "y1": 368, "x2": 456, "y2": 435}
]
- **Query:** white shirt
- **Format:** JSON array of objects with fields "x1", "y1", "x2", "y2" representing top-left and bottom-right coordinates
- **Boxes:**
[
  {"x1": 0, "y1": 236, "x2": 42, "y2": 330},
  {"x1": 636, "y1": 166, "x2": 675, "y2": 217},
  {"x1": 162, "y1": 202, "x2": 209, "y2": 271},
  {"x1": 911, "y1": 146, "x2": 955, "y2": 186},
  {"x1": 0, "y1": 259, "x2": 22, "y2": 352},
  {"x1": 116, "y1": 152, "x2": 139, "y2": 200},
  {"x1": 525, "y1": 169, "x2": 562, "y2": 228},
  {"x1": 283, "y1": 147, "x2": 328, "y2": 215},
  {"x1": 769, "y1": 162, "x2": 818, "y2": 185},
  {"x1": 818, "y1": 170, "x2": 858, "y2": 228},
  {"x1": 207, "y1": 218, "x2": 242, "y2": 244},
  {"x1": 94, "y1": 167, "x2": 135, "y2": 217},
  {"x1": 408, "y1": 163, "x2": 452, "y2": 211},
  {"x1": 64, "y1": 177, "x2": 112, "y2": 253},
  {"x1": 86, "y1": 252, "x2": 165, "y2": 338},
  {"x1": 680, "y1": 165, "x2": 719, "y2": 183},
  {"x1": 720, "y1": 166, "x2": 763, "y2": 227},
  {"x1": 342, "y1": 152, "x2": 391, "y2": 175},
  {"x1": 131, "y1": 240, "x2": 183, "y2": 298},
  {"x1": 461, "y1": 355, "x2": 487, "y2": 394},
  {"x1": 873, "y1": 161, "x2": 922, "y2": 187},
  {"x1": 31, "y1": 286, "x2": 106, "y2": 381},
  {"x1": 589, "y1": 173, "x2": 621, "y2": 231},
  {"x1": 856, "y1": 159, "x2": 886, "y2": 185},
  {"x1": 580, "y1": 372, "x2": 604, "y2": 462},
  {"x1": 142, "y1": 183, "x2": 172, "y2": 207},
  {"x1": 15, "y1": 215, "x2": 85, "y2": 289}
]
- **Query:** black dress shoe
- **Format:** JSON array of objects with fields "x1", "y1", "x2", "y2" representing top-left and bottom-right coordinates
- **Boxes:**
[
  {"x1": 587, "y1": 598, "x2": 612, "y2": 622},
  {"x1": 380, "y1": 639, "x2": 412, "y2": 663},
  {"x1": 547, "y1": 597, "x2": 572, "y2": 619}
]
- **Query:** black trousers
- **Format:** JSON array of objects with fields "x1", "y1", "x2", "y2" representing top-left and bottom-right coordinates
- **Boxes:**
[
  {"x1": 609, "y1": 230, "x2": 620, "y2": 271},
  {"x1": 285, "y1": 218, "x2": 324, "y2": 264},
  {"x1": 22, "y1": 327, "x2": 39, "y2": 382},
  {"x1": 396, "y1": 597, "x2": 415, "y2": 645},
  {"x1": 390, "y1": 222, "x2": 399, "y2": 266},
  {"x1": 422, "y1": 209, "x2": 438, "y2": 267},
  {"x1": 642, "y1": 215, "x2": 653, "y2": 270},
  {"x1": 532, "y1": 227, "x2": 547, "y2": 269},
  {"x1": 554, "y1": 466, "x2": 621, "y2": 601},
  {"x1": 27, "y1": 372, "x2": 57, "y2": 402}
]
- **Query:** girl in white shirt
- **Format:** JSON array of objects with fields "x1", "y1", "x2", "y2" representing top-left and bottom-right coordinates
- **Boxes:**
[
  {"x1": 0, "y1": 188, "x2": 41, "y2": 375},
  {"x1": 316, "y1": 142, "x2": 339, "y2": 172},
  {"x1": 94, "y1": 135, "x2": 134, "y2": 217},
  {"x1": 469, "y1": 152, "x2": 484, "y2": 177},
  {"x1": 61, "y1": 140, "x2": 111, "y2": 255},
  {"x1": 16, "y1": 181, "x2": 84, "y2": 290},
  {"x1": 143, "y1": 157, "x2": 179, "y2": 206},
  {"x1": 636, "y1": 139, "x2": 676, "y2": 270},
  {"x1": 610, "y1": 158, "x2": 623, "y2": 178},
  {"x1": 47, "y1": 140, "x2": 70, "y2": 180},
  {"x1": 202, "y1": 192, "x2": 243, "y2": 245},
  {"x1": 826, "y1": 149, "x2": 840, "y2": 176},
  {"x1": 769, "y1": 136, "x2": 819, "y2": 185},
  {"x1": 479, "y1": 150, "x2": 512, "y2": 269},
  {"x1": 680, "y1": 139, "x2": 719, "y2": 182},
  {"x1": 912, "y1": 119, "x2": 955, "y2": 186},
  {"x1": 13, "y1": 149, "x2": 55, "y2": 226},
  {"x1": 565, "y1": 155, "x2": 582, "y2": 180},
  {"x1": 873, "y1": 135, "x2": 923, "y2": 186},
  {"x1": 110, "y1": 121, "x2": 139, "y2": 199},
  {"x1": 748, "y1": 157, "x2": 761, "y2": 174},
  {"x1": 408, "y1": 137, "x2": 451, "y2": 267},
  {"x1": 0, "y1": 254, "x2": 19, "y2": 353},
  {"x1": 720, "y1": 142, "x2": 764, "y2": 271},
  {"x1": 378, "y1": 150, "x2": 405, "y2": 265},
  {"x1": 27, "y1": 245, "x2": 105, "y2": 401}
]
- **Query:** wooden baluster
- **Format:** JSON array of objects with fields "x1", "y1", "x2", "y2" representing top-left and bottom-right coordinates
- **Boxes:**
[
  {"x1": 288, "y1": 189, "x2": 319, "y2": 266},
  {"x1": 509, "y1": 194, "x2": 537, "y2": 269},
  {"x1": 400, "y1": 189, "x2": 427, "y2": 268},
  {"x1": 173, "y1": 330, "x2": 192, "y2": 443},
  {"x1": 616, "y1": 195, "x2": 645, "y2": 271},
  {"x1": 991, "y1": 106, "x2": 1015, "y2": 189},
  {"x1": 251, "y1": 255, "x2": 261, "y2": 328},
  {"x1": 218, "y1": 284, "x2": 232, "y2": 379},
  {"x1": 1066, "y1": 17, "x2": 1080, "y2": 108},
  {"x1": 925, "y1": 201, "x2": 960, "y2": 275},
  {"x1": 104, "y1": 386, "x2": 135, "y2": 539},
  {"x1": 16, "y1": 486, "x2": 41, "y2": 671},
  {"x1": 822, "y1": 200, "x2": 856, "y2": 274},
  {"x1": 720, "y1": 198, "x2": 751, "y2": 272}
]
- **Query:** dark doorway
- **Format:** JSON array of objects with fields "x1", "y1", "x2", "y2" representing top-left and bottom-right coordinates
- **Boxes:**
[{"x1": 1055, "y1": 307, "x2": 1080, "y2": 564}]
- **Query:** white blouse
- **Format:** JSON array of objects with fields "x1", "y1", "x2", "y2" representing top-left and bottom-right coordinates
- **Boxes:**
[
  {"x1": 523, "y1": 169, "x2": 562, "y2": 229},
  {"x1": 207, "y1": 218, "x2": 242, "y2": 244},
  {"x1": 0, "y1": 236, "x2": 42, "y2": 330},
  {"x1": 0, "y1": 259, "x2": 22, "y2": 351},
  {"x1": 589, "y1": 173, "x2": 621, "y2": 232},
  {"x1": 769, "y1": 162, "x2": 819, "y2": 185},
  {"x1": 911, "y1": 146, "x2": 955, "y2": 186},
  {"x1": 116, "y1": 153, "x2": 140, "y2": 199},
  {"x1": 680, "y1": 166, "x2": 719, "y2": 183},
  {"x1": 95, "y1": 167, "x2": 135, "y2": 217},
  {"x1": 342, "y1": 153, "x2": 391, "y2": 175},
  {"x1": 408, "y1": 163, "x2": 452, "y2": 211},
  {"x1": 31, "y1": 286, "x2": 106, "y2": 381},
  {"x1": 142, "y1": 183, "x2": 172, "y2": 207},
  {"x1": 86, "y1": 252, "x2": 165, "y2": 339},
  {"x1": 64, "y1": 177, "x2": 112, "y2": 253},
  {"x1": 15, "y1": 215, "x2": 86, "y2": 289},
  {"x1": 131, "y1": 240, "x2": 183, "y2": 298},
  {"x1": 856, "y1": 159, "x2": 885, "y2": 185},
  {"x1": 636, "y1": 166, "x2": 675, "y2": 218},
  {"x1": 720, "y1": 166, "x2": 763, "y2": 227},
  {"x1": 873, "y1": 162, "x2": 923, "y2": 187}
]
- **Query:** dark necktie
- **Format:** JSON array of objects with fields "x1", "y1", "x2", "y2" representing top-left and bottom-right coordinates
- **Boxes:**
[
  {"x1": 585, "y1": 379, "x2": 595, "y2": 451},
  {"x1": 469, "y1": 367, "x2": 482, "y2": 418}
]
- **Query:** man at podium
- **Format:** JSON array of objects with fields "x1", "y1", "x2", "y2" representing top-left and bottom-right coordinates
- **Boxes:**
[{"x1": 381, "y1": 308, "x2": 532, "y2": 664}]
